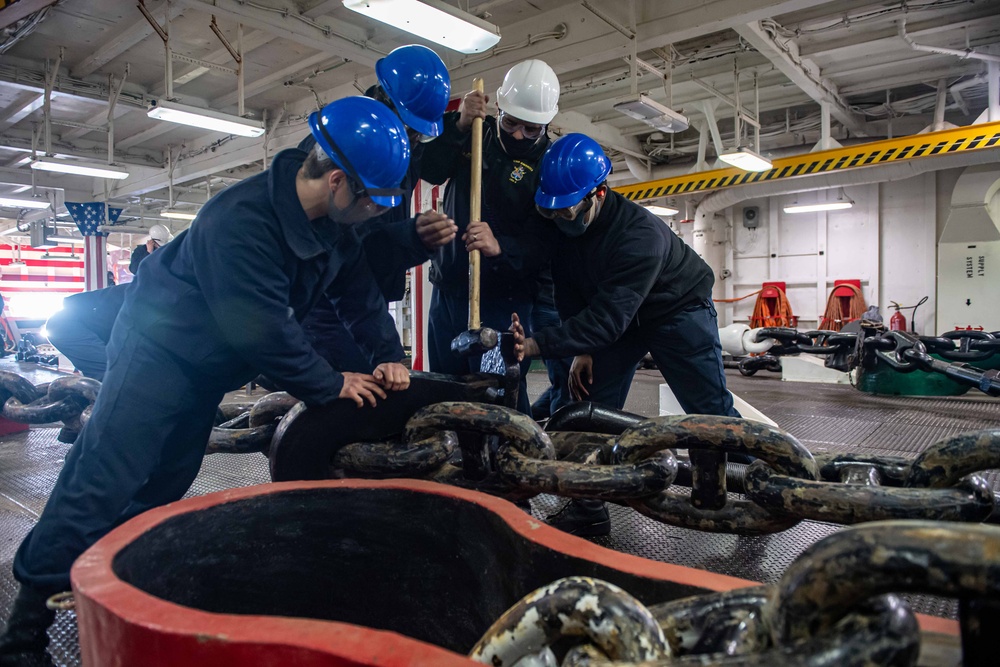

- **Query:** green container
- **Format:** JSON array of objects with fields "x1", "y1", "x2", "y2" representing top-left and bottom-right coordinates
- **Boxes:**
[{"x1": 857, "y1": 353, "x2": 1000, "y2": 397}]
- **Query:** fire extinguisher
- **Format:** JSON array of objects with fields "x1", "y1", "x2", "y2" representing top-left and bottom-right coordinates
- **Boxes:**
[{"x1": 889, "y1": 302, "x2": 907, "y2": 331}]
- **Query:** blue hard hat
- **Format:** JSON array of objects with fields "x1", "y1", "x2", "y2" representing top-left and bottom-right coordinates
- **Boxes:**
[
  {"x1": 308, "y1": 96, "x2": 411, "y2": 208},
  {"x1": 535, "y1": 133, "x2": 612, "y2": 209},
  {"x1": 375, "y1": 45, "x2": 451, "y2": 137}
]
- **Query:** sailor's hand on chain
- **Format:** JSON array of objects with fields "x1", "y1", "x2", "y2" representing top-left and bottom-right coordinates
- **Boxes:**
[
  {"x1": 339, "y1": 372, "x2": 388, "y2": 408},
  {"x1": 373, "y1": 363, "x2": 410, "y2": 392},
  {"x1": 569, "y1": 354, "x2": 593, "y2": 400},
  {"x1": 415, "y1": 211, "x2": 457, "y2": 250}
]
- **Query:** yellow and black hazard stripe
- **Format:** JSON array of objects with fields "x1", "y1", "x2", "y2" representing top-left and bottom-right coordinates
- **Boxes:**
[{"x1": 615, "y1": 121, "x2": 1000, "y2": 201}]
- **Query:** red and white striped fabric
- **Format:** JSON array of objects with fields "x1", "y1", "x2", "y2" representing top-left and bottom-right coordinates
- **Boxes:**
[
  {"x1": 0, "y1": 244, "x2": 85, "y2": 295},
  {"x1": 0, "y1": 244, "x2": 84, "y2": 322}
]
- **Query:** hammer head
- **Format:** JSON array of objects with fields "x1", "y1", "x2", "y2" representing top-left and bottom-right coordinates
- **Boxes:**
[{"x1": 450, "y1": 327, "x2": 499, "y2": 357}]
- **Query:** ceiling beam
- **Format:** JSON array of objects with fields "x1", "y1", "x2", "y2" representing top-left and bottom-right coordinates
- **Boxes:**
[
  {"x1": 211, "y1": 51, "x2": 335, "y2": 109},
  {"x1": 301, "y1": 1, "x2": 342, "y2": 19},
  {"x1": 0, "y1": 166, "x2": 91, "y2": 202},
  {"x1": 151, "y1": 29, "x2": 277, "y2": 95},
  {"x1": 838, "y1": 63, "x2": 988, "y2": 96},
  {"x1": 174, "y1": 0, "x2": 382, "y2": 67},
  {"x1": 61, "y1": 106, "x2": 130, "y2": 142},
  {"x1": 734, "y1": 21, "x2": 868, "y2": 136},
  {"x1": 0, "y1": 93, "x2": 44, "y2": 133},
  {"x1": 0, "y1": 0, "x2": 58, "y2": 30},
  {"x1": 798, "y1": 8, "x2": 1000, "y2": 59},
  {"x1": 71, "y1": 1, "x2": 185, "y2": 79},
  {"x1": 551, "y1": 110, "x2": 645, "y2": 159},
  {"x1": 107, "y1": 126, "x2": 300, "y2": 199},
  {"x1": 444, "y1": 0, "x2": 836, "y2": 100},
  {"x1": 115, "y1": 122, "x2": 178, "y2": 151}
]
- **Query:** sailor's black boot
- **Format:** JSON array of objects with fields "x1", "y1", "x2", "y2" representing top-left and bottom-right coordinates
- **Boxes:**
[
  {"x1": 546, "y1": 498, "x2": 611, "y2": 537},
  {"x1": 0, "y1": 585, "x2": 56, "y2": 667}
]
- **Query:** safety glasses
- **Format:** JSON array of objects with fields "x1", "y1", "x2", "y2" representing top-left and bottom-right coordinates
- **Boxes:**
[
  {"x1": 535, "y1": 191, "x2": 595, "y2": 221},
  {"x1": 346, "y1": 176, "x2": 391, "y2": 216},
  {"x1": 498, "y1": 110, "x2": 546, "y2": 140}
]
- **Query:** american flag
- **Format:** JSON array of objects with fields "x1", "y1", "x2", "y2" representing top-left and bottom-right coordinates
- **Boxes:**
[
  {"x1": 65, "y1": 202, "x2": 123, "y2": 290},
  {"x1": 66, "y1": 202, "x2": 123, "y2": 235}
]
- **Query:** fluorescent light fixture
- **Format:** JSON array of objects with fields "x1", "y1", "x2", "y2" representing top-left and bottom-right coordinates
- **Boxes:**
[
  {"x1": 342, "y1": 0, "x2": 501, "y2": 54},
  {"x1": 614, "y1": 94, "x2": 690, "y2": 133},
  {"x1": 784, "y1": 190, "x2": 854, "y2": 214},
  {"x1": 147, "y1": 99, "x2": 265, "y2": 138},
  {"x1": 160, "y1": 208, "x2": 198, "y2": 221},
  {"x1": 0, "y1": 195, "x2": 51, "y2": 209},
  {"x1": 718, "y1": 147, "x2": 772, "y2": 172},
  {"x1": 46, "y1": 234, "x2": 86, "y2": 246},
  {"x1": 644, "y1": 204, "x2": 679, "y2": 216},
  {"x1": 30, "y1": 155, "x2": 130, "y2": 180}
]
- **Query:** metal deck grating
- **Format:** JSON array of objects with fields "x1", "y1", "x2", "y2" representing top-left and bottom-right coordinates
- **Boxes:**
[{"x1": 0, "y1": 362, "x2": 996, "y2": 664}]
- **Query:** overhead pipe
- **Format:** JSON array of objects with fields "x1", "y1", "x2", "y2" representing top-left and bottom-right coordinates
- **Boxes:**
[{"x1": 898, "y1": 19, "x2": 1000, "y2": 64}]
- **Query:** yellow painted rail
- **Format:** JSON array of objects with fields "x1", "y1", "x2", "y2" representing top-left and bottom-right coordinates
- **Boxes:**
[{"x1": 614, "y1": 121, "x2": 1000, "y2": 201}]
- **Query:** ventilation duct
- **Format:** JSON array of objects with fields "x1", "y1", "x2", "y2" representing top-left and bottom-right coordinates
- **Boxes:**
[{"x1": 940, "y1": 165, "x2": 1000, "y2": 243}]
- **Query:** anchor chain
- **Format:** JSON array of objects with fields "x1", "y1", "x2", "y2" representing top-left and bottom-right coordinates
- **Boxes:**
[
  {"x1": 750, "y1": 327, "x2": 1000, "y2": 396},
  {"x1": 470, "y1": 521, "x2": 999, "y2": 666},
  {"x1": 6, "y1": 366, "x2": 1000, "y2": 537},
  {"x1": 326, "y1": 403, "x2": 1000, "y2": 536},
  {"x1": 0, "y1": 369, "x2": 300, "y2": 454}
]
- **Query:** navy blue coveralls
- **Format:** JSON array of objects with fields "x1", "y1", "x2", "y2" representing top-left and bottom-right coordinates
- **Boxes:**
[
  {"x1": 532, "y1": 190, "x2": 738, "y2": 418},
  {"x1": 44, "y1": 283, "x2": 128, "y2": 381},
  {"x1": 13, "y1": 148, "x2": 404, "y2": 593},
  {"x1": 419, "y1": 113, "x2": 557, "y2": 414},
  {"x1": 297, "y1": 134, "x2": 431, "y2": 373}
]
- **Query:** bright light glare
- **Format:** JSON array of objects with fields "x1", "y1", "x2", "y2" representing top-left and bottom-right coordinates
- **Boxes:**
[
  {"x1": 783, "y1": 202, "x2": 854, "y2": 214},
  {"x1": 160, "y1": 209, "x2": 198, "y2": 221},
  {"x1": 7, "y1": 292, "x2": 69, "y2": 320},
  {"x1": 30, "y1": 156, "x2": 130, "y2": 180},
  {"x1": 147, "y1": 100, "x2": 265, "y2": 137},
  {"x1": 718, "y1": 147, "x2": 773, "y2": 172},
  {"x1": 342, "y1": 0, "x2": 501, "y2": 54},
  {"x1": 644, "y1": 205, "x2": 680, "y2": 216}
]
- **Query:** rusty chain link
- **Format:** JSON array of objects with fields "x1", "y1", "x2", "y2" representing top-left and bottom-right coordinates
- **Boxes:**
[
  {"x1": 5, "y1": 366, "x2": 1000, "y2": 538},
  {"x1": 469, "y1": 520, "x2": 999, "y2": 666},
  {"x1": 749, "y1": 327, "x2": 1000, "y2": 396},
  {"x1": 0, "y1": 369, "x2": 300, "y2": 453}
]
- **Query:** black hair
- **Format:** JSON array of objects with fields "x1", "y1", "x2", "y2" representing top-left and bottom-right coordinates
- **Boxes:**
[{"x1": 302, "y1": 143, "x2": 337, "y2": 180}]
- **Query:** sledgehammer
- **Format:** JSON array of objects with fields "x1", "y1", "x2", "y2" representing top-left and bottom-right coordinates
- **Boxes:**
[{"x1": 451, "y1": 77, "x2": 499, "y2": 359}]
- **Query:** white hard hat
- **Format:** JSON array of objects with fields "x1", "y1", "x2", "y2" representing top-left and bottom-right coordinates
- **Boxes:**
[
  {"x1": 149, "y1": 224, "x2": 173, "y2": 244},
  {"x1": 496, "y1": 60, "x2": 560, "y2": 125}
]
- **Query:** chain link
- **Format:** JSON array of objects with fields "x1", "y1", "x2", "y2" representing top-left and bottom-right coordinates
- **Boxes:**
[
  {"x1": 748, "y1": 326, "x2": 1000, "y2": 396},
  {"x1": 0, "y1": 369, "x2": 301, "y2": 454},
  {"x1": 468, "y1": 520, "x2": 999, "y2": 666}
]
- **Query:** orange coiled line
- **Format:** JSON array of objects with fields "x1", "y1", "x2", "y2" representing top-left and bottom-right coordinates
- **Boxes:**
[{"x1": 818, "y1": 283, "x2": 867, "y2": 331}]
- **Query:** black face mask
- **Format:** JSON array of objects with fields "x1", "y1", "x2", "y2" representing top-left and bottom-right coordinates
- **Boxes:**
[
  {"x1": 497, "y1": 118, "x2": 542, "y2": 159},
  {"x1": 554, "y1": 210, "x2": 589, "y2": 237}
]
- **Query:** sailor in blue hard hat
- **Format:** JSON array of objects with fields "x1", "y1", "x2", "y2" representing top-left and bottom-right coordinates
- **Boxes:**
[
  {"x1": 298, "y1": 44, "x2": 460, "y2": 375},
  {"x1": 515, "y1": 133, "x2": 742, "y2": 537},
  {"x1": 0, "y1": 96, "x2": 414, "y2": 664}
]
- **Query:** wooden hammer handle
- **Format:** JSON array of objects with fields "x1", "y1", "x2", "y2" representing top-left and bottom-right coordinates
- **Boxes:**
[{"x1": 468, "y1": 77, "x2": 484, "y2": 330}]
